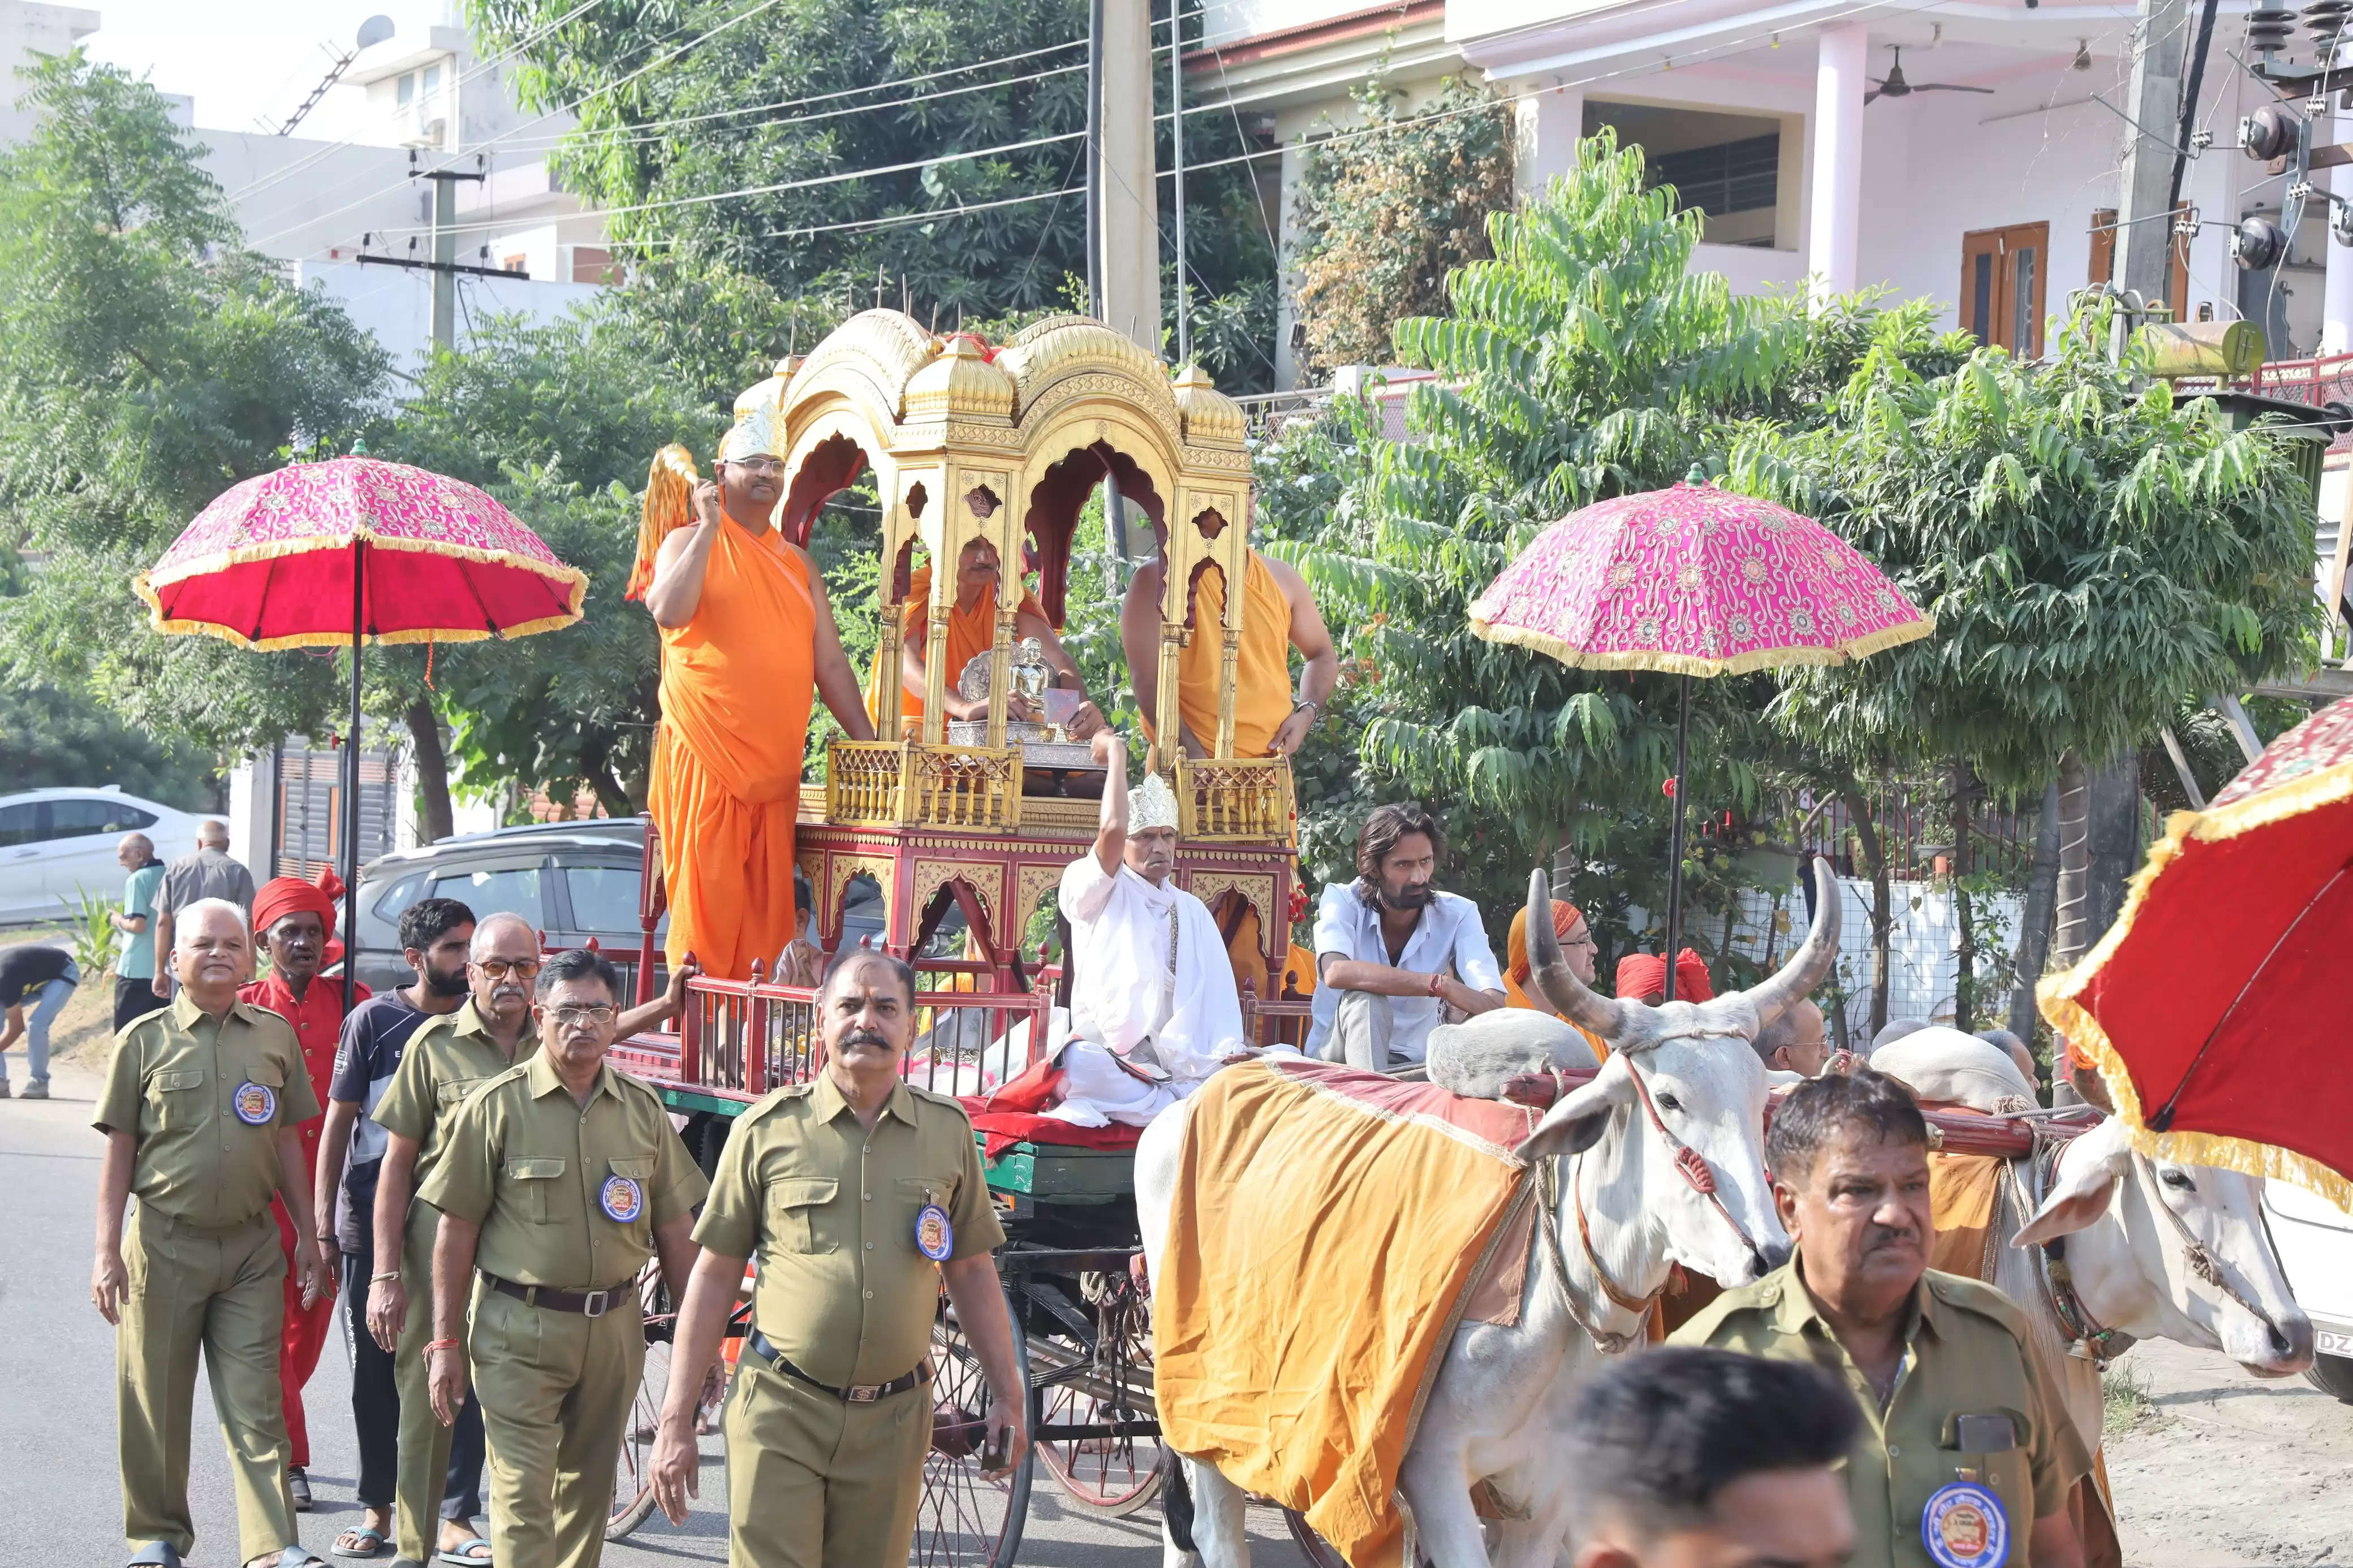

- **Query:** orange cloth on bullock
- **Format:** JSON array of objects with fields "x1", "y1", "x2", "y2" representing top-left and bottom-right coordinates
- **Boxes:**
[
  {"x1": 883, "y1": 563, "x2": 1046, "y2": 727},
  {"x1": 1144, "y1": 547, "x2": 1294, "y2": 758},
  {"x1": 646, "y1": 513, "x2": 815, "y2": 980},
  {"x1": 1154, "y1": 1056, "x2": 1540, "y2": 1568}
]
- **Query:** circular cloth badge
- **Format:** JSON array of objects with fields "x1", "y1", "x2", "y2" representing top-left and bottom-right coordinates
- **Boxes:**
[
  {"x1": 915, "y1": 1202, "x2": 955, "y2": 1262},
  {"x1": 231, "y1": 1081, "x2": 277, "y2": 1126},
  {"x1": 1921, "y1": 1481, "x2": 2008, "y2": 1568},
  {"x1": 599, "y1": 1175, "x2": 644, "y2": 1224}
]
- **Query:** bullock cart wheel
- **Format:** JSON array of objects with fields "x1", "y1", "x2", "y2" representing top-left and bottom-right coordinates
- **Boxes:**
[
  {"x1": 1020, "y1": 1258, "x2": 1166, "y2": 1517},
  {"x1": 915, "y1": 1280, "x2": 1034, "y2": 1566},
  {"x1": 1283, "y1": 1510, "x2": 1351, "y2": 1567},
  {"x1": 610, "y1": 1267, "x2": 745, "y2": 1541}
]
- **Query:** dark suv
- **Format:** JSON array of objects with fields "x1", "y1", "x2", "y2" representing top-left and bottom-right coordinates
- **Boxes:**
[{"x1": 351, "y1": 818, "x2": 659, "y2": 996}]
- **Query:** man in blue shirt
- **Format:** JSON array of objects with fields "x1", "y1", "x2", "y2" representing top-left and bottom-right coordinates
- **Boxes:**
[
  {"x1": 1307, "y1": 802, "x2": 1505, "y2": 1070},
  {"x1": 110, "y1": 833, "x2": 169, "y2": 1032}
]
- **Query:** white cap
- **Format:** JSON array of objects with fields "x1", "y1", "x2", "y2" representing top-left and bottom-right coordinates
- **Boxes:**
[{"x1": 1130, "y1": 771, "x2": 1180, "y2": 833}]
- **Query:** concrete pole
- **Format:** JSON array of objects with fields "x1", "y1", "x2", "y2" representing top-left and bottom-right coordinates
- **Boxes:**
[
  {"x1": 1807, "y1": 24, "x2": 1867, "y2": 309},
  {"x1": 2325, "y1": 71, "x2": 2353, "y2": 352},
  {"x1": 430, "y1": 174, "x2": 456, "y2": 351},
  {"x1": 1098, "y1": 0, "x2": 1161, "y2": 352},
  {"x1": 2112, "y1": 0, "x2": 2192, "y2": 314},
  {"x1": 1512, "y1": 85, "x2": 1584, "y2": 205}
]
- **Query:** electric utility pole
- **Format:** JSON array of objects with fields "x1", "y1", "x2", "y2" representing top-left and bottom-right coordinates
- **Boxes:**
[
  {"x1": 357, "y1": 163, "x2": 523, "y2": 353},
  {"x1": 2111, "y1": 0, "x2": 2194, "y2": 325}
]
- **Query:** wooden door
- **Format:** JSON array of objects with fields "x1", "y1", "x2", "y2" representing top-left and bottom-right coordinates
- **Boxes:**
[{"x1": 1959, "y1": 222, "x2": 2050, "y2": 357}]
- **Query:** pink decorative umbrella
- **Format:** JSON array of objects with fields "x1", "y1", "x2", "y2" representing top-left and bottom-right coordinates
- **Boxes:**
[
  {"x1": 1469, "y1": 476, "x2": 1933, "y2": 995},
  {"x1": 137, "y1": 450, "x2": 587, "y2": 1005}
]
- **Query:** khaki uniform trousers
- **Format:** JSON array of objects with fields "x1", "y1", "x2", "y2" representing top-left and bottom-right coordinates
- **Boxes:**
[
  {"x1": 118, "y1": 1203, "x2": 299, "y2": 1562},
  {"x1": 469, "y1": 1276, "x2": 644, "y2": 1568},
  {"x1": 722, "y1": 1352, "x2": 934, "y2": 1567},
  {"x1": 392, "y1": 1201, "x2": 467, "y2": 1562}
]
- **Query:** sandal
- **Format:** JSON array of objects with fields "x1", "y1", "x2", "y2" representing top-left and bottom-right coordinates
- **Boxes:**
[
  {"x1": 333, "y1": 1526, "x2": 390, "y2": 1560},
  {"x1": 288, "y1": 1466, "x2": 313, "y2": 1510},
  {"x1": 435, "y1": 1539, "x2": 492, "y2": 1565},
  {"x1": 265, "y1": 1550, "x2": 330, "y2": 1568}
]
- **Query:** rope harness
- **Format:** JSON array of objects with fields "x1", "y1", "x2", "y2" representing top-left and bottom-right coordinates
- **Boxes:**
[{"x1": 1532, "y1": 1056, "x2": 1770, "y2": 1353}]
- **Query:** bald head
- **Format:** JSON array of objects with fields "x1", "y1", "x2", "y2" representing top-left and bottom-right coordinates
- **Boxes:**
[
  {"x1": 117, "y1": 832, "x2": 154, "y2": 870},
  {"x1": 196, "y1": 820, "x2": 229, "y2": 850}
]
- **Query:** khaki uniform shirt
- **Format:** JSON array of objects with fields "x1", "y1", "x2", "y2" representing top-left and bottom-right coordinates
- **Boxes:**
[
  {"x1": 694, "y1": 1072, "x2": 1005, "y2": 1388},
  {"x1": 1672, "y1": 1263, "x2": 2092, "y2": 1568},
  {"x1": 373, "y1": 999, "x2": 529, "y2": 1201},
  {"x1": 417, "y1": 1052, "x2": 706, "y2": 1291},
  {"x1": 94, "y1": 993, "x2": 322, "y2": 1228}
]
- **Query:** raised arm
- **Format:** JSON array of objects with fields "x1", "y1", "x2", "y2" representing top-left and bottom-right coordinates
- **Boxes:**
[
  {"x1": 642, "y1": 482, "x2": 725, "y2": 630},
  {"x1": 1088, "y1": 730, "x2": 1129, "y2": 880},
  {"x1": 801, "y1": 546, "x2": 878, "y2": 742}
]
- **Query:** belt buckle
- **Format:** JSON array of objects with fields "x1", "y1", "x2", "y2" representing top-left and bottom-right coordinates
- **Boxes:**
[
  {"x1": 582, "y1": 1289, "x2": 610, "y2": 1319},
  {"x1": 847, "y1": 1382, "x2": 881, "y2": 1403}
]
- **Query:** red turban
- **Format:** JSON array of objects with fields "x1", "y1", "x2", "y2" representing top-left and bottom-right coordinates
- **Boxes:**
[
  {"x1": 1613, "y1": 948, "x2": 1714, "y2": 1004},
  {"x1": 253, "y1": 871, "x2": 338, "y2": 944}
]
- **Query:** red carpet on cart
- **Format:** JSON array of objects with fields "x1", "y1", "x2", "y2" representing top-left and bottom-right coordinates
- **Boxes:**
[{"x1": 962, "y1": 1057, "x2": 1145, "y2": 1159}]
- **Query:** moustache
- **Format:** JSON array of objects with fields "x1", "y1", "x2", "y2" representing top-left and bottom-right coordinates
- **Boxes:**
[{"x1": 841, "y1": 1028, "x2": 894, "y2": 1053}]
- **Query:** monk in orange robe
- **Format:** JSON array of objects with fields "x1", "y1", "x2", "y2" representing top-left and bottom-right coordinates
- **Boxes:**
[
  {"x1": 1505, "y1": 897, "x2": 1608, "y2": 1059},
  {"x1": 1122, "y1": 545, "x2": 1337, "y2": 758},
  {"x1": 884, "y1": 538, "x2": 1105, "y2": 737},
  {"x1": 632, "y1": 416, "x2": 874, "y2": 979}
]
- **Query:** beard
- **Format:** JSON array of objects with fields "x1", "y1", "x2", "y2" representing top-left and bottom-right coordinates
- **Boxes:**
[
  {"x1": 1379, "y1": 883, "x2": 1434, "y2": 911},
  {"x1": 423, "y1": 965, "x2": 470, "y2": 999}
]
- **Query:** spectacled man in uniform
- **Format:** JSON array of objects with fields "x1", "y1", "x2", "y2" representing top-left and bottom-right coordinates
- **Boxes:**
[
  {"x1": 420, "y1": 947, "x2": 706, "y2": 1568},
  {"x1": 1671, "y1": 1070, "x2": 2092, "y2": 1568},
  {"x1": 1562, "y1": 1346, "x2": 1860, "y2": 1568},
  {"x1": 647, "y1": 948, "x2": 1027, "y2": 1566},
  {"x1": 366, "y1": 913, "x2": 691, "y2": 1566},
  {"x1": 90, "y1": 897, "x2": 332, "y2": 1568}
]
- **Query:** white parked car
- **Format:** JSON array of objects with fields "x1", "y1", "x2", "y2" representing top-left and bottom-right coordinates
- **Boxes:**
[
  {"x1": 0, "y1": 787, "x2": 212, "y2": 926},
  {"x1": 2264, "y1": 1178, "x2": 2353, "y2": 1402}
]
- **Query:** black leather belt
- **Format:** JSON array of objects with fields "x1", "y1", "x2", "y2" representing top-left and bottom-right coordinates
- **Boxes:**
[
  {"x1": 747, "y1": 1329, "x2": 931, "y2": 1403},
  {"x1": 482, "y1": 1272, "x2": 632, "y2": 1318}
]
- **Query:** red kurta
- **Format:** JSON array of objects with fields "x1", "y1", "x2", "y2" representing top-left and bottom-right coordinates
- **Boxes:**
[{"x1": 240, "y1": 971, "x2": 369, "y2": 1470}]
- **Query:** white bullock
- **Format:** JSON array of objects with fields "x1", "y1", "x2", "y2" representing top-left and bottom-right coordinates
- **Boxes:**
[
  {"x1": 1872, "y1": 1030, "x2": 2315, "y2": 1457},
  {"x1": 1136, "y1": 859, "x2": 1846, "y2": 1568}
]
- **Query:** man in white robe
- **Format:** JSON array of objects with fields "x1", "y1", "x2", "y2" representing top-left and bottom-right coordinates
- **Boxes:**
[{"x1": 1048, "y1": 731, "x2": 1248, "y2": 1126}]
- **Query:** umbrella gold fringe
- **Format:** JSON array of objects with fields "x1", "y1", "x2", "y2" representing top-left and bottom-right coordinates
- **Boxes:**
[
  {"x1": 133, "y1": 528, "x2": 589, "y2": 634},
  {"x1": 141, "y1": 608, "x2": 584, "y2": 654},
  {"x1": 2039, "y1": 754, "x2": 2353, "y2": 1211},
  {"x1": 1464, "y1": 615, "x2": 1934, "y2": 676}
]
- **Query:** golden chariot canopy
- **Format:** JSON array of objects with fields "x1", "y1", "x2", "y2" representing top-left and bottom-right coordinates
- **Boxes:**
[{"x1": 753, "y1": 309, "x2": 1290, "y2": 844}]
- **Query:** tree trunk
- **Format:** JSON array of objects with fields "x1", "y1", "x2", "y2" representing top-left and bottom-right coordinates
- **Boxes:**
[
  {"x1": 578, "y1": 727, "x2": 635, "y2": 821},
  {"x1": 2085, "y1": 754, "x2": 2144, "y2": 943},
  {"x1": 1951, "y1": 760, "x2": 1974, "y2": 1033},
  {"x1": 404, "y1": 697, "x2": 454, "y2": 845},
  {"x1": 1837, "y1": 784, "x2": 1893, "y2": 1037},
  {"x1": 2050, "y1": 748, "x2": 2092, "y2": 970},
  {"x1": 2006, "y1": 779, "x2": 2061, "y2": 1041}
]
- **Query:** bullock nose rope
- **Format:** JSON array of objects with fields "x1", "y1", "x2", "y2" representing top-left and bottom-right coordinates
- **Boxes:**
[
  {"x1": 2130, "y1": 1151, "x2": 2289, "y2": 1340},
  {"x1": 1533, "y1": 1058, "x2": 1773, "y2": 1353}
]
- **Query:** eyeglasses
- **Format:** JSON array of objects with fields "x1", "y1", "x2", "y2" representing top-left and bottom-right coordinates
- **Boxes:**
[
  {"x1": 550, "y1": 1004, "x2": 617, "y2": 1028},
  {"x1": 1563, "y1": 933, "x2": 1598, "y2": 951},
  {"x1": 475, "y1": 959, "x2": 542, "y2": 980}
]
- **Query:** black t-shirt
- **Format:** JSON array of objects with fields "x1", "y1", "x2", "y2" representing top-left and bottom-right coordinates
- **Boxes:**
[
  {"x1": 329, "y1": 990, "x2": 439, "y2": 1252},
  {"x1": 0, "y1": 945, "x2": 72, "y2": 1008}
]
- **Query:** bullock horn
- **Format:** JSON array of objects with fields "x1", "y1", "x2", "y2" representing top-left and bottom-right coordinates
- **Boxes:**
[
  {"x1": 1743, "y1": 855, "x2": 1841, "y2": 1030},
  {"x1": 1525, "y1": 869, "x2": 1630, "y2": 1041}
]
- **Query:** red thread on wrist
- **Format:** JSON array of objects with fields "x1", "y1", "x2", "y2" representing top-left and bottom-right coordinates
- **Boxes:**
[{"x1": 425, "y1": 1338, "x2": 459, "y2": 1357}]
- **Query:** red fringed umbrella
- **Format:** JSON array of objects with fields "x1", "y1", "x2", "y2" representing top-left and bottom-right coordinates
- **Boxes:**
[
  {"x1": 2040, "y1": 694, "x2": 2353, "y2": 1209},
  {"x1": 136, "y1": 451, "x2": 587, "y2": 1004}
]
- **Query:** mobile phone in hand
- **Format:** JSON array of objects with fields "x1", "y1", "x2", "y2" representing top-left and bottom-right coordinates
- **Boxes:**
[{"x1": 981, "y1": 1424, "x2": 1012, "y2": 1472}]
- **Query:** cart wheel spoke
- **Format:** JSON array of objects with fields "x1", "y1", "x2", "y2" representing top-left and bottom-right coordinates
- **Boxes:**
[{"x1": 912, "y1": 1283, "x2": 1031, "y2": 1567}]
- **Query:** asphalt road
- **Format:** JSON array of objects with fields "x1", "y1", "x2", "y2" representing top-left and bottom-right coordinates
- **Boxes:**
[{"x1": 0, "y1": 1057, "x2": 1309, "y2": 1566}]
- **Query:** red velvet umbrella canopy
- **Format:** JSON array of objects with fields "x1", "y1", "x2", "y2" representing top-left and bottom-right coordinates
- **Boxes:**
[
  {"x1": 2040, "y1": 694, "x2": 2353, "y2": 1210},
  {"x1": 136, "y1": 453, "x2": 585, "y2": 1007}
]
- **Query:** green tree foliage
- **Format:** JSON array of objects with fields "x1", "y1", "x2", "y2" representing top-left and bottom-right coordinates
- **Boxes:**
[
  {"x1": 0, "y1": 53, "x2": 387, "y2": 759},
  {"x1": 1265, "y1": 132, "x2": 1919, "y2": 962},
  {"x1": 0, "y1": 683, "x2": 215, "y2": 806},
  {"x1": 1288, "y1": 72, "x2": 1512, "y2": 380},
  {"x1": 467, "y1": 0, "x2": 1278, "y2": 385}
]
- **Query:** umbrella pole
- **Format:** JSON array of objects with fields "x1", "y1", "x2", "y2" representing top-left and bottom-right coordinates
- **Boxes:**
[
  {"x1": 343, "y1": 541, "x2": 365, "y2": 1015},
  {"x1": 1662, "y1": 673, "x2": 1691, "y2": 1002}
]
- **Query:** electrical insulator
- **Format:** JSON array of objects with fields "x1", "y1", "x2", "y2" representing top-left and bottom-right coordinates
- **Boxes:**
[
  {"x1": 2241, "y1": 100, "x2": 2301, "y2": 160},
  {"x1": 2333, "y1": 200, "x2": 2353, "y2": 247},
  {"x1": 2233, "y1": 214, "x2": 2290, "y2": 269}
]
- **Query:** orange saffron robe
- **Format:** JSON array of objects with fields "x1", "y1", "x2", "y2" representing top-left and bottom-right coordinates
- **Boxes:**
[
  {"x1": 1148, "y1": 548, "x2": 1293, "y2": 757},
  {"x1": 880, "y1": 563, "x2": 1046, "y2": 729},
  {"x1": 647, "y1": 514, "x2": 815, "y2": 980}
]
